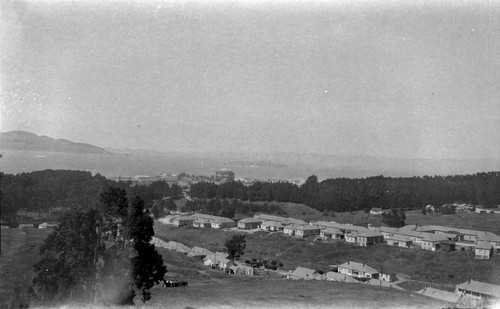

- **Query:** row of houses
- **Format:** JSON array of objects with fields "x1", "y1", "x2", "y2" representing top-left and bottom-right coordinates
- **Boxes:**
[
  {"x1": 286, "y1": 261, "x2": 402, "y2": 290},
  {"x1": 416, "y1": 280, "x2": 500, "y2": 306},
  {"x1": 173, "y1": 213, "x2": 237, "y2": 229},
  {"x1": 287, "y1": 261, "x2": 500, "y2": 305},
  {"x1": 172, "y1": 213, "x2": 500, "y2": 258}
]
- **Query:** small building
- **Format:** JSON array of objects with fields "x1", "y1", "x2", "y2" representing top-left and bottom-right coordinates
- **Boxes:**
[
  {"x1": 166, "y1": 241, "x2": 191, "y2": 253},
  {"x1": 173, "y1": 216, "x2": 195, "y2": 227},
  {"x1": 260, "y1": 220, "x2": 283, "y2": 231},
  {"x1": 215, "y1": 168, "x2": 235, "y2": 182},
  {"x1": 187, "y1": 246, "x2": 214, "y2": 258},
  {"x1": 379, "y1": 273, "x2": 395, "y2": 282},
  {"x1": 237, "y1": 218, "x2": 262, "y2": 229},
  {"x1": 370, "y1": 208, "x2": 387, "y2": 216},
  {"x1": 203, "y1": 252, "x2": 232, "y2": 270},
  {"x1": 356, "y1": 230, "x2": 384, "y2": 247},
  {"x1": 345, "y1": 232, "x2": 358, "y2": 244},
  {"x1": 338, "y1": 261, "x2": 379, "y2": 281},
  {"x1": 228, "y1": 264, "x2": 254, "y2": 276},
  {"x1": 386, "y1": 235, "x2": 413, "y2": 248},
  {"x1": 287, "y1": 267, "x2": 318, "y2": 280},
  {"x1": 417, "y1": 287, "x2": 462, "y2": 304},
  {"x1": 325, "y1": 272, "x2": 359, "y2": 283},
  {"x1": 38, "y1": 222, "x2": 57, "y2": 229},
  {"x1": 283, "y1": 224, "x2": 299, "y2": 236},
  {"x1": 294, "y1": 225, "x2": 321, "y2": 238},
  {"x1": 320, "y1": 228, "x2": 344, "y2": 240},
  {"x1": 364, "y1": 279, "x2": 404, "y2": 290},
  {"x1": 211, "y1": 217, "x2": 236, "y2": 229},
  {"x1": 455, "y1": 280, "x2": 500, "y2": 300},
  {"x1": 420, "y1": 234, "x2": 449, "y2": 251},
  {"x1": 193, "y1": 218, "x2": 211, "y2": 228},
  {"x1": 475, "y1": 241, "x2": 493, "y2": 259}
]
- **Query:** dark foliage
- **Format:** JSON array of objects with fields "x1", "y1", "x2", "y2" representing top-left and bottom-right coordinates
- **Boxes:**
[
  {"x1": 181, "y1": 198, "x2": 286, "y2": 217},
  {"x1": 382, "y1": 209, "x2": 406, "y2": 228},
  {"x1": 0, "y1": 170, "x2": 179, "y2": 222},
  {"x1": 225, "y1": 234, "x2": 246, "y2": 260},
  {"x1": 189, "y1": 172, "x2": 500, "y2": 212},
  {"x1": 32, "y1": 189, "x2": 167, "y2": 306}
]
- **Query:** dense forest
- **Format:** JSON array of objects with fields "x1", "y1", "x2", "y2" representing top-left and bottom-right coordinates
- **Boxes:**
[
  {"x1": 0, "y1": 170, "x2": 180, "y2": 221},
  {"x1": 2, "y1": 170, "x2": 499, "y2": 222},
  {"x1": 190, "y1": 172, "x2": 500, "y2": 212},
  {"x1": 181, "y1": 198, "x2": 287, "y2": 218}
]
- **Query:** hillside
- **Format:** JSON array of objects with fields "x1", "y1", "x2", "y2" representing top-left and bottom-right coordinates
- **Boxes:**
[{"x1": 0, "y1": 131, "x2": 109, "y2": 154}]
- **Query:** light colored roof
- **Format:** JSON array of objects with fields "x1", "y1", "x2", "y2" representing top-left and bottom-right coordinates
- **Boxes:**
[
  {"x1": 255, "y1": 214, "x2": 306, "y2": 225},
  {"x1": 456, "y1": 280, "x2": 500, "y2": 298},
  {"x1": 174, "y1": 216, "x2": 195, "y2": 221},
  {"x1": 365, "y1": 279, "x2": 405, "y2": 290},
  {"x1": 188, "y1": 246, "x2": 214, "y2": 257},
  {"x1": 321, "y1": 228, "x2": 343, "y2": 234},
  {"x1": 370, "y1": 208, "x2": 385, "y2": 212},
  {"x1": 193, "y1": 213, "x2": 234, "y2": 223},
  {"x1": 238, "y1": 218, "x2": 262, "y2": 224},
  {"x1": 290, "y1": 266, "x2": 317, "y2": 279},
  {"x1": 358, "y1": 230, "x2": 383, "y2": 238},
  {"x1": 204, "y1": 251, "x2": 229, "y2": 263},
  {"x1": 422, "y1": 234, "x2": 449, "y2": 242},
  {"x1": 284, "y1": 223, "x2": 303, "y2": 230},
  {"x1": 338, "y1": 261, "x2": 378, "y2": 274},
  {"x1": 475, "y1": 241, "x2": 493, "y2": 250},
  {"x1": 213, "y1": 217, "x2": 235, "y2": 224},
  {"x1": 417, "y1": 287, "x2": 461, "y2": 303},
  {"x1": 194, "y1": 218, "x2": 211, "y2": 224},
  {"x1": 325, "y1": 272, "x2": 359, "y2": 283},
  {"x1": 386, "y1": 235, "x2": 413, "y2": 242},
  {"x1": 295, "y1": 224, "x2": 321, "y2": 231},
  {"x1": 261, "y1": 221, "x2": 282, "y2": 227}
]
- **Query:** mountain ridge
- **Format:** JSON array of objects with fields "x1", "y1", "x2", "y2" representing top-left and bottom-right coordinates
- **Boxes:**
[{"x1": 0, "y1": 130, "x2": 109, "y2": 154}]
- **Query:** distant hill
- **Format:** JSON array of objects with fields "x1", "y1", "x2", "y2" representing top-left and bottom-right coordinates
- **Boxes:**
[{"x1": 0, "y1": 131, "x2": 109, "y2": 154}]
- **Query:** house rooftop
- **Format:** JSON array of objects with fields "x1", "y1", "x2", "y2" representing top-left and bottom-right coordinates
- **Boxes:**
[
  {"x1": 456, "y1": 280, "x2": 500, "y2": 298},
  {"x1": 386, "y1": 235, "x2": 413, "y2": 242},
  {"x1": 295, "y1": 224, "x2": 321, "y2": 231},
  {"x1": 417, "y1": 287, "x2": 461, "y2": 303},
  {"x1": 325, "y1": 272, "x2": 359, "y2": 283},
  {"x1": 290, "y1": 266, "x2": 317, "y2": 278},
  {"x1": 358, "y1": 230, "x2": 383, "y2": 238},
  {"x1": 475, "y1": 241, "x2": 493, "y2": 250},
  {"x1": 238, "y1": 218, "x2": 262, "y2": 224},
  {"x1": 338, "y1": 261, "x2": 378, "y2": 274}
]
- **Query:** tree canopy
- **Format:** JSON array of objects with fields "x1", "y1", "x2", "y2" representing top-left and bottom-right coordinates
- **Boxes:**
[
  {"x1": 225, "y1": 234, "x2": 246, "y2": 260},
  {"x1": 31, "y1": 188, "x2": 167, "y2": 306}
]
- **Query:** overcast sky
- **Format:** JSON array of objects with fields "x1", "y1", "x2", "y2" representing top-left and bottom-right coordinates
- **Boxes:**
[{"x1": 1, "y1": 0, "x2": 499, "y2": 159}]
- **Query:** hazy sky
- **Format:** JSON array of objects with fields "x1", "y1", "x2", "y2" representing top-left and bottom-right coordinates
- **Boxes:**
[{"x1": 1, "y1": 0, "x2": 499, "y2": 159}]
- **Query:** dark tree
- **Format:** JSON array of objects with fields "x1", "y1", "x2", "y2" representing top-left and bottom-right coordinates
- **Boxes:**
[
  {"x1": 32, "y1": 191, "x2": 166, "y2": 306},
  {"x1": 151, "y1": 203, "x2": 161, "y2": 219},
  {"x1": 225, "y1": 234, "x2": 246, "y2": 260},
  {"x1": 125, "y1": 197, "x2": 167, "y2": 303},
  {"x1": 100, "y1": 187, "x2": 129, "y2": 218},
  {"x1": 32, "y1": 208, "x2": 105, "y2": 303},
  {"x1": 382, "y1": 208, "x2": 406, "y2": 228}
]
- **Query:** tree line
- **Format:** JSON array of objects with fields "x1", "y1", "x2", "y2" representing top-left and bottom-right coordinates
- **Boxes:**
[
  {"x1": 190, "y1": 172, "x2": 500, "y2": 212},
  {"x1": 0, "y1": 170, "x2": 182, "y2": 222},
  {"x1": 181, "y1": 198, "x2": 286, "y2": 218}
]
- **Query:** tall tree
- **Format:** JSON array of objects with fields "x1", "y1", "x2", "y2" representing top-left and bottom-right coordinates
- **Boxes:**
[
  {"x1": 32, "y1": 190, "x2": 167, "y2": 306},
  {"x1": 125, "y1": 197, "x2": 167, "y2": 303},
  {"x1": 225, "y1": 234, "x2": 246, "y2": 260}
]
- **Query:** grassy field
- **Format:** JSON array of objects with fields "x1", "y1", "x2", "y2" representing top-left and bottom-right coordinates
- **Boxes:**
[
  {"x1": 145, "y1": 275, "x2": 449, "y2": 309},
  {"x1": 1, "y1": 226, "x2": 449, "y2": 309},
  {"x1": 0, "y1": 227, "x2": 52, "y2": 309}
]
